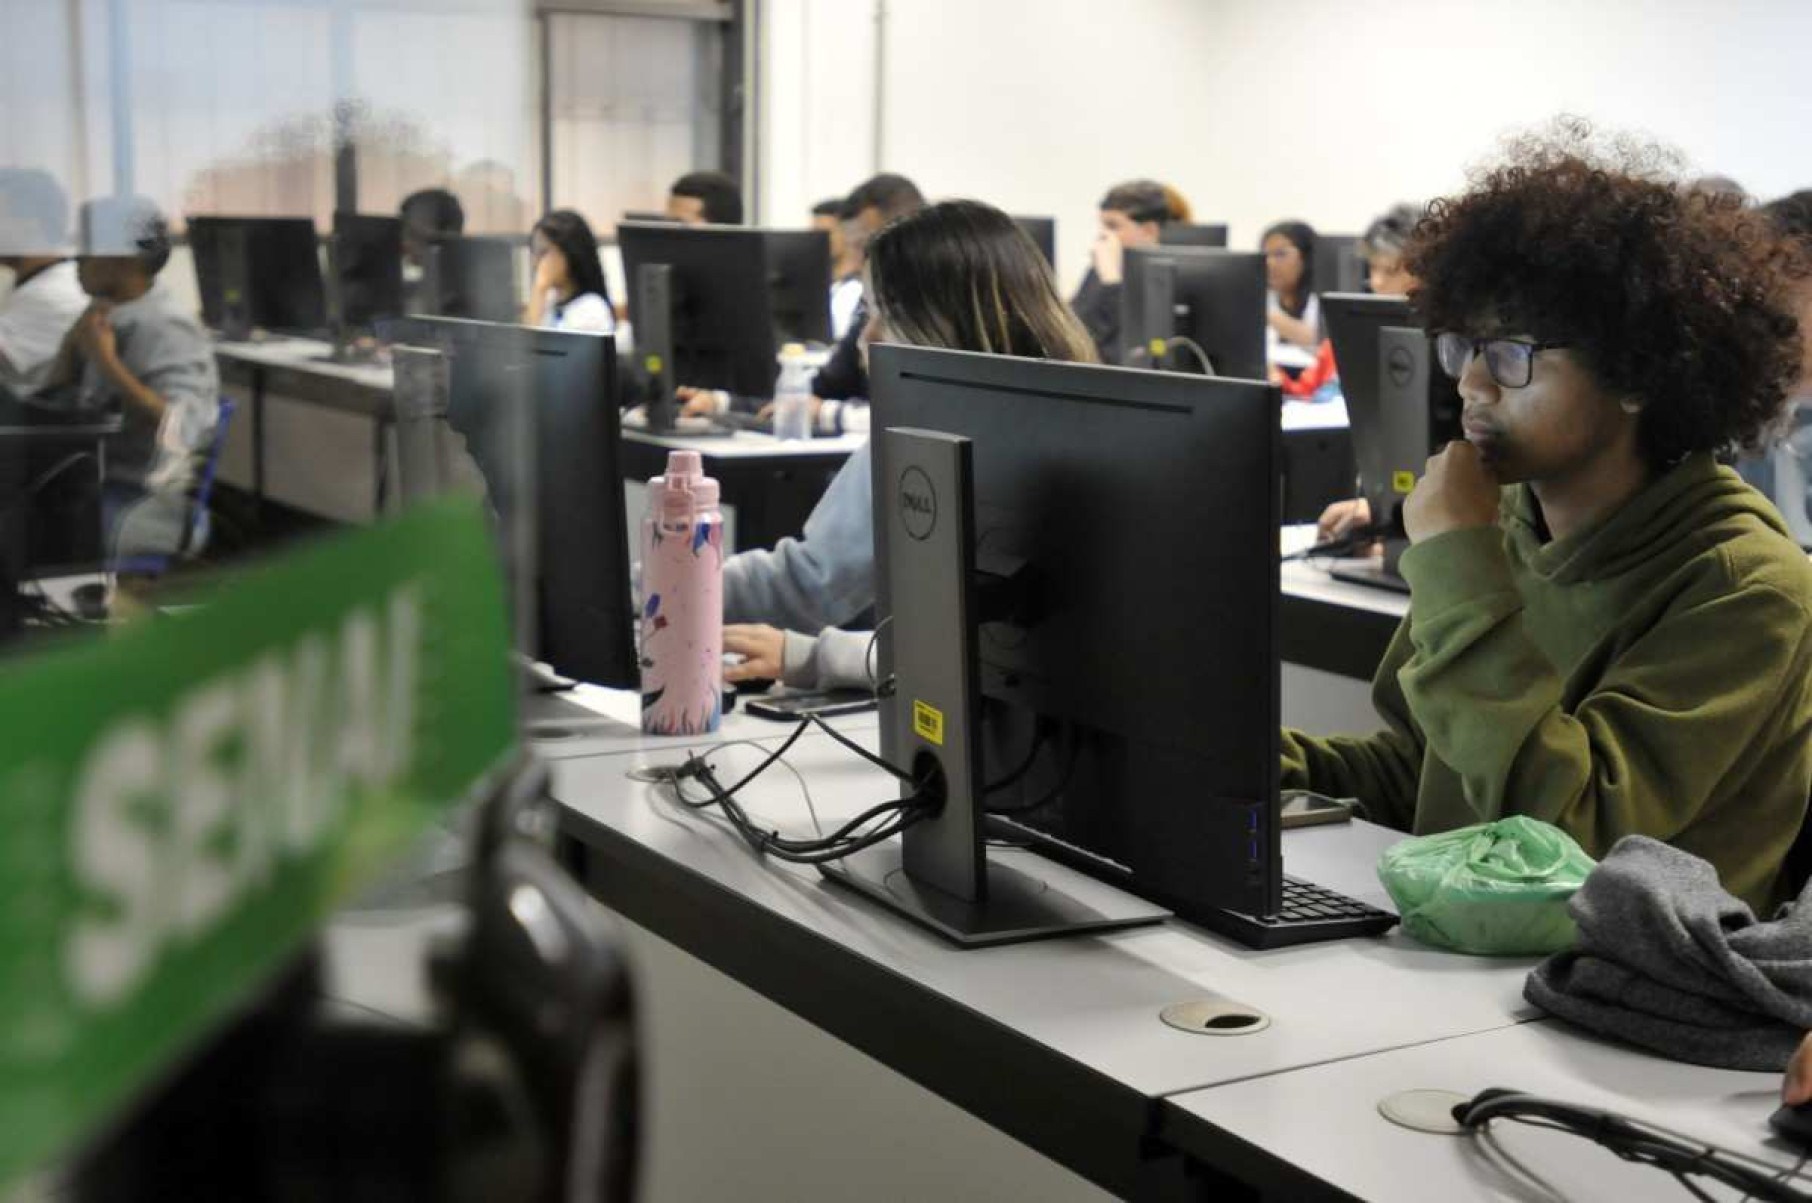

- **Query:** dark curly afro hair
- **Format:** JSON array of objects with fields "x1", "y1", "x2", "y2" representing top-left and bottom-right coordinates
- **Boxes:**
[{"x1": 1405, "y1": 119, "x2": 1807, "y2": 468}]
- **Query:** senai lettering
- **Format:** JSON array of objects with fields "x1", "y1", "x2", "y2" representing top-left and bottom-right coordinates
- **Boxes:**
[{"x1": 64, "y1": 586, "x2": 422, "y2": 1007}]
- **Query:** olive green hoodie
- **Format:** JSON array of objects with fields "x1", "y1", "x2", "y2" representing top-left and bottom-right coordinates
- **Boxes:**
[{"x1": 1282, "y1": 453, "x2": 1812, "y2": 914}]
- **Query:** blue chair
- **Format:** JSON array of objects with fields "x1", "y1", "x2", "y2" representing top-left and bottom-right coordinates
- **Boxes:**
[{"x1": 114, "y1": 397, "x2": 235, "y2": 576}]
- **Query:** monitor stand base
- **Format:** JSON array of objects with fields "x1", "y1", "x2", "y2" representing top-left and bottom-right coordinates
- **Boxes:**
[{"x1": 820, "y1": 845, "x2": 1168, "y2": 948}]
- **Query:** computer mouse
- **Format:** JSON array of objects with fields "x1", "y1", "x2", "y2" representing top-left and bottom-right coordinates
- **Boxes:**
[
  {"x1": 71, "y1": 581, "x2": 109, "y2": 621},
  {"x1": 1768, "y1": 1101, "x2": 1812, "y2": 1148},
  {"x1": 731, "y1": 675, "x2": 776, "y2": 695}
]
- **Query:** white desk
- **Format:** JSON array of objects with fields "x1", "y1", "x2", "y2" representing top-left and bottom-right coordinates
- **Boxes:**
[
  {"x1": 214, "y1": 335, "x2": 393, "y2": 396},
  {"x1": 548, "y1": 729, "x2": 1541, "y2": 1198},
  {"x1": 622, "y1": 422, "x2": 868, "y2": 461},
  {"x1": 523, "y1": 682, "x2": 878, "y2": 761},
  {"x1": 213, "y1": 336, "x2": 394, "y2": 522},
  {"x1": 1161, "y1": 1020, "x2": 1803, "y2": 1202},
  {"x1": 214, "y1": 335, "x2": 865, "y2": 552},
  {"x1": 1278, "y1": 524, "x2": 1407, "y2": 733}
]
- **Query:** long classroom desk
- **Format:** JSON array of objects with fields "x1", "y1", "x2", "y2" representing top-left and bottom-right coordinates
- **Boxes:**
[
  {"x1": 1159, "y1": 1017, "x2": 1799, "y2": 1201},
  {"x1": 1278, "y1": 529, "x2": 1408, "y2": 734},
  {"x1": 546, "y1": 716, "x2": 1543, "y2": 1200},
  {"x1": 212, "y1": 337, "x2": 864, "y2": 546}
]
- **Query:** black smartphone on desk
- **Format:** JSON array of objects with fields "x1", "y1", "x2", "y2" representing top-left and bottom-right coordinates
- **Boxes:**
[
  {"x1": 1279, "y1": 790, "x2": 1356, "y2": 829},
  {"x1": 745, "y1": 688, "x2": 878, "y2": 721}
]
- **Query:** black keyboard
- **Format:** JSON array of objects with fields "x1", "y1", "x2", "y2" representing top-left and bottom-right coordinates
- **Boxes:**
[
  {"x1": 990, "y1": 813, "x2": 1398, "y2": 949},
  {"x1": 716, "y1": 410, "x2": 774, "y2": 434},
  {"x1": 1208, "y1": 874, "x2": 1399, "y2": 949},
  {"x1": 1328, "y1": 561, "x2": 1412, "y2": 595}
]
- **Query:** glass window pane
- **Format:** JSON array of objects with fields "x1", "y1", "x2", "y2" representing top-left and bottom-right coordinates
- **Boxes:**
[{"x1": 548, "y1": 11, "x2": 724, "y2": 238}]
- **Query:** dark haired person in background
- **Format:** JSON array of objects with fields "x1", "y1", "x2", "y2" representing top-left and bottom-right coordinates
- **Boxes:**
[
  {"x1": 1069, "y1": 178, "x2": 1175, "y2": 363},
  {"x1": 1262, "y1": 219, "x2": 1320, "y2": 355},
  {"x1": 0, "y1": 168, "x2": 85, "y2": 395},
  {"x1": 399, "y1": 187, "x2": 465, "y2": 267},
  {"x1": 41, "y1": 196, "x2": 218, "y2": 560},
  {"x1": 525, "y1": 209, "x2": 614, "y2": 334},
  {"x1": 665, "y1": 170, "x2": 742, "y2": 225},
  {"x1": 679, "y1": 172, "x2": 926, "y2": 429},
  {"x1": 721, "y1": 199, "x2": 1095, "y2": 643},
  {"x1": 398, "y1": 187, "x2": 465, "y2": 314},
  {"x1": 1280, "y1": 129, "x2": 1812, "y2": 914},
  {"x1": 804, "y1": 172, "x2": 926, "y2": 416}
]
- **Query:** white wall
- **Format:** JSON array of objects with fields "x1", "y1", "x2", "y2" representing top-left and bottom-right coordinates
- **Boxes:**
[
  {"x1": 763, "y1": 0, "x2": 1812, "y2": 292},
  {"x1": 756, "y1": 0, "x2": 878, "y2": 227}
]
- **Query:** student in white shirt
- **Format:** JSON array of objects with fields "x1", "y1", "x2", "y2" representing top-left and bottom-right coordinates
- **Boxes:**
[
  {"x1": 524, "y1": 209, "x2": 615, "y2": 335},
  {"x1": 0, "y1": 168, "x2": 87, "y2": 394},
  {"x1": 812, "y1": 196, "x2": 864, "y2": 340},
  {"x1": 1263, "y1": 219, "x2": 1322, "y2": 354}
]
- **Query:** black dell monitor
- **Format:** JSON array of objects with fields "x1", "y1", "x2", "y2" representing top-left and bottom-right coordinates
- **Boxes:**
[
  {"x1": 418, "y1": 236, "x2": 520, "y2": 325},
  {"x1": 1322, "y1": 292, "x2": 1463, "y2": 585},
  {"x1": 1120, "y1": 245, "x2": 1267, "y2": 380},
  {"x1": 1160, "y1": 222, "x2": 1229, "y2": 248},
  {"x1": 617, "y1": 223, "x2": 831, "y2": 411},
  {"x1": 188, "y1": 215, "x2": 328, "y2": 337},
  {"x1": 380, "y1": 316, "x2": 636, "y2": 688},
  {"x1": 1010, "y1": 215, "x2": 1056, "y2": 266},
  {"x1": 846, "y1": 345, "x2": 1293, "y2": 943},
  {"x1": 1314, "y1": 234, "x2": 1367, "y2": 294},
  {"x1": 330, "y1": 211, "x2": 404, "y2": 332},
  {"x1": 764, "y1": 229, "x2": 835, "y2": 346}
]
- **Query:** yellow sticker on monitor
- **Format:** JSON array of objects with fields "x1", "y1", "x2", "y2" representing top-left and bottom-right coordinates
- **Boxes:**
[
  {"x1": 912, "y1": 699, "x2": 945, "y2": 746},
  {"x1": 644, "y1": 354, "x2": 664, "y2": 374},
  {"x1": 1392, "y1": 470, "x2": 1417, "y2": 494}
]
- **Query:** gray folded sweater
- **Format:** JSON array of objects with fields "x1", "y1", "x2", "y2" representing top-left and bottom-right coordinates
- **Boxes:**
[{"x1": 1524, "y1": 835, "x2": 1812, "y2": 1071}]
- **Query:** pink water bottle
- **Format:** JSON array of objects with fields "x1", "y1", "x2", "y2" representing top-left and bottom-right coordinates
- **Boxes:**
[{"x1": 640, "y1": 450, "x2": 724, "y2": 735}]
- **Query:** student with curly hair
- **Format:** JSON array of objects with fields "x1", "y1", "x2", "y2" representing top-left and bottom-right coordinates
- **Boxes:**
[{"x1": 1281, "y1": 127, "x2": 1812, "y2": 913}]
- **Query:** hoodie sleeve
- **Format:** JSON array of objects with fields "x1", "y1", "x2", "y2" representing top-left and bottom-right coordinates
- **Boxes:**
[
  {"x1": 780, "y1": 627, "x2": 876, "y2": 691},
  {"x1": 1393, "y1": 524, "x2": 1811, "y2": 856},
  {"x1": 1279, "y1": 618, "x2": 1425, "y2": 829},
  {"x1": 722, "y1": 443, "x2": 874, "y2": 630}
]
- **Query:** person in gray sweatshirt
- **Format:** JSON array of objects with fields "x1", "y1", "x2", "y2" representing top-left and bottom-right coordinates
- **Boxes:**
[
  {"x1": 40, "y1": 196, "x2": 218, "y2": 560},
  {"x1": 722, "y1": 199, "x2": 1098, "y2": 688}
]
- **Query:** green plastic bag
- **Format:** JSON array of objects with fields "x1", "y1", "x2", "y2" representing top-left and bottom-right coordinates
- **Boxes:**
[{"x1": 1376, "y1": 817, "x2": 1597, "y2": 956}]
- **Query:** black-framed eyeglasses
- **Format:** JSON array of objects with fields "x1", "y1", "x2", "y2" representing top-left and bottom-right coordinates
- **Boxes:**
[{"x1": 1434, "y1": 332, "x2": 1570, "y2": 389}]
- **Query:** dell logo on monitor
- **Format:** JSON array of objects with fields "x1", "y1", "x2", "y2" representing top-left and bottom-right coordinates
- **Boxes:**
[
  {"x1": 1385, "y1": 343, "x2": 1416, "y2": 389},
  {"x1": 898, "y1": 467, "x2": 938, "y2": 541}
]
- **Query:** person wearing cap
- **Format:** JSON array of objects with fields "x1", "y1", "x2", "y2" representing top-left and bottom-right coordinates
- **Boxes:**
[
  {"x1": 0, "y1": 169, "x2": 87, "y2": 395},
  {"x1": 40, "y1": 196, "x2": 219, "y2": 560}
]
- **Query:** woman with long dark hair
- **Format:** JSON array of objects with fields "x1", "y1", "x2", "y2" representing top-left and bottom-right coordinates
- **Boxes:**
[
  {"x1": 525, "y1": 209, "x2": 614, "y2": 334},
  {"x1": 720, "y1": 199, "x2": 1096, "y2": 688},
  {"x1": 1262, "y1": 219, "x2": 1320, "y2": 354}
]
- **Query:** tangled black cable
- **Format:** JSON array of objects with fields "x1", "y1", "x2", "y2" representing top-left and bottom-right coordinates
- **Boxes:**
[
  {"x1": 646, "y1": 714, "x2": 934, "y2": 865},
  {"x1": 984, "y1": 720, "x2": 1079, "y2": 815},
  {"x1": 1453, "y1": 1089, "x2": 1812, "y2": 1202}
]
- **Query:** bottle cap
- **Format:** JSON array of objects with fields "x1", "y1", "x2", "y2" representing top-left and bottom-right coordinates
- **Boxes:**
[
  {"x1": 653, "y1": 449, "x2": 718, "y2": 518},
  {"x1": 664, "y1": 449, "x2": 704, "y2": 480}
]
